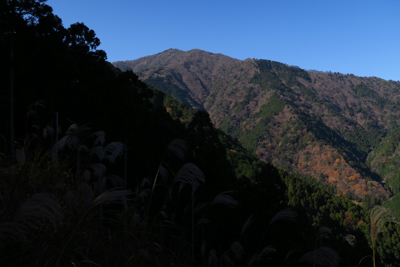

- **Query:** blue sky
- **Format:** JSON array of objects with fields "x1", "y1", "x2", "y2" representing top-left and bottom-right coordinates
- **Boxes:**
[{"x1": 47, "y1": 0, "x2": 400, "y2": 81}]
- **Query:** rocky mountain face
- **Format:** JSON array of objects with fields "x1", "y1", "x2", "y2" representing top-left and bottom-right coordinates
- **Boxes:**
[{"x1": 113, "y1": 49, "x2": 400, "y2": 202}]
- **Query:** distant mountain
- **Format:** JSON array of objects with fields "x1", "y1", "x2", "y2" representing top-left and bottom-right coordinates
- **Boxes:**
[
  {"x1": 113, "y1": 49, "x2": 240, "y2": 109},
  {"x1": 113, "y1": 49, "x2": 400, "y2": 202}
]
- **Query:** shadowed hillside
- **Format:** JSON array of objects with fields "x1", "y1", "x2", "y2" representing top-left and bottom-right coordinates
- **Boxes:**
[{"x1": 4, "y1": 1, "x2": 400, "y2": 266}]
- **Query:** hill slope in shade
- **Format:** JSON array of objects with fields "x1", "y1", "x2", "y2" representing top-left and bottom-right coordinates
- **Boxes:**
[{"x1": 114, "y1": 49, "x2": 400, "y2": 201}]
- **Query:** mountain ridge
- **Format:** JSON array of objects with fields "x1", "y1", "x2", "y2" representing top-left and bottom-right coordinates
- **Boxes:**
[
  {"x1": 113, "y1": 49, "x2": 400, "y2": 203},
  {"x1": 114, "y1": 49, "x2": 241, "y2": 108}
]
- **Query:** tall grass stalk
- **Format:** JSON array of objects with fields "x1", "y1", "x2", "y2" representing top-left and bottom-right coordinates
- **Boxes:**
[
  {"x1": 148, "y1": 139, "x2": 188, "y2": 211},
  {"x1": 370, "y1": 206, "x2": 394, "y2": 267}
]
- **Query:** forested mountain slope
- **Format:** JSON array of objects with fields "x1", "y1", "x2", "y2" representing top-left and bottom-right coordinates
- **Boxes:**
[
  {"x1": 114, "y1": 49, "x2": 400, "y2": 202},
  {"x1": 114, "y1": 49, "x2": 240, "y2": 109}
]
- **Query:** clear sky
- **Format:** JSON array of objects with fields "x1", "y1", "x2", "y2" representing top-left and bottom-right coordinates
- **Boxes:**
[{"x1": 47, "y1": 0, "x2": 400, "y2": 81}]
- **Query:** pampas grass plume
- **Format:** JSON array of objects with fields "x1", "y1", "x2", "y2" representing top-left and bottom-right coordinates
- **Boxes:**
[
  {"x1": 14, "y1": 193, "x2": 63, "y2": 231},
  {"x1": 229, "y1": 241, "x2": 244, "y2": 260},
  {"x1": 158, "y1": 165, "x2": 169, "y2": 182},
  {"x1": 167, "y1": 139, "x2": 188, "y2": 160},
  {"x1": 343, "y1": 234, "x2": 356, "y2": 247},
  {"x1": 298, "y1": 247, "x2": 341, "y2": 267},
  {"x1": 0, "y1": 222, "x2": 26, "y2": 247},
  {"x1": 89, "y1": 163, "x2": 106, "y2": 178},
  {"x1": 89, "y1": 145, "x2": 105, "y2": 161},
  {"x1": 91, "y1": 131, "x2": 105, "y2": 146},
  {"x1": 212, "y1": 191, "x2": 238, "y2": 208},
  {"x1": 106, "y1": 174, "x2": 125, "y2": 188},
  {"x1": 91, "y1": 189, "x2": 130, "y2": 208},
  {"x1": 104, "y1": 142, "x2": 124, "y2": 163},
  {"x1": 174, "y1": 163, "x2": 205, "y2": 193},
  {"x1": 269, "y1": 208, "x2": 297, "y2": 225},
  {"x1": 248, "y1": 246, "x2": 276, "y2": 266},
  {"x1": 240, "y1": 214, "x2": 253, "y2": 237},
  {"x1": 208, "y1": 249, "x2": 218, "y2": 267}
]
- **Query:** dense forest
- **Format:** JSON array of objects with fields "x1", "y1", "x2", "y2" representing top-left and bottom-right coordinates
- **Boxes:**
[{"x1": 1, "y1": 1, "x2": 400, "y2": 266}]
